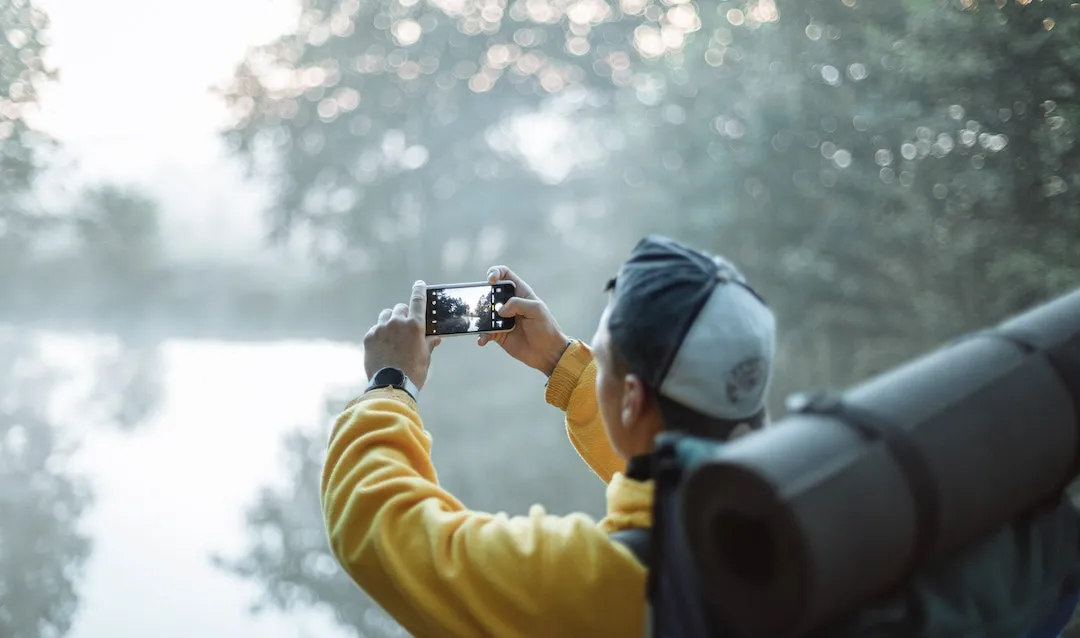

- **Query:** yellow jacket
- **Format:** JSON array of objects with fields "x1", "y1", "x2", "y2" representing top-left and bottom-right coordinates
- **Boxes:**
[{"x1": 321, "y1": 340, "x2": 652, "y2": 637}]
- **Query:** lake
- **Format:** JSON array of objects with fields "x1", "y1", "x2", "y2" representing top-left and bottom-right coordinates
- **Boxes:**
[{"x1": 36, "y1": 334, "x2": 364, "y2": 638}]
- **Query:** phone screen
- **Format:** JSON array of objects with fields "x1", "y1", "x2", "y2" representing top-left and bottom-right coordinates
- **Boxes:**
[{"x1": 425, "y1": 282, "x2": 516, "y2": 337}]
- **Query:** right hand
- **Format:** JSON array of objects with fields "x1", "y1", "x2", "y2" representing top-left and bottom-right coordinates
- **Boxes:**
[
  {"x1": 363, "y1": 281, "x2": 442, "y2": 391},
  {"x1": 478, "y1": 265, "x2": 572, "y2": 377}
]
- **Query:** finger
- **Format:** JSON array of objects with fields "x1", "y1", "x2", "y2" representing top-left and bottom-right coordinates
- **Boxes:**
[
  {"x1": 479, "y1": 331, "x2": 508, "y2": 347},
  {"x1": 378, "y1": 308, "x2": 392, "y2": 323},
  {"x1": 409, "y1": 280, "x2": 427, "y2": 320},
  {"x1": 428, "y1": 337, "x2": 442, "y2": 352},
  {"x1": 498, "y1": 296, "x2": 542, "y2": 318},
  {"x1": 486, "y1": 265, "x2": 535, "y2": 299},
  {"x1": 391, "y1": 303, "x2": 408, "y2": 320}
]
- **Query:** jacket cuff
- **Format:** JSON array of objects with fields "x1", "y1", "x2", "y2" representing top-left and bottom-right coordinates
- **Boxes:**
[
  {"x1": 545, "y1": 340, "x2": 593, "y2": 411},
  {"x1": 343, "y1": 387, "x2": 418, "y2": 413}
]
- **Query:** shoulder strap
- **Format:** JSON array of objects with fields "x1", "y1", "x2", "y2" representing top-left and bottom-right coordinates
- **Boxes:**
[{"x1": 611, "y1": 527, "x2": 652, "y2": 568}]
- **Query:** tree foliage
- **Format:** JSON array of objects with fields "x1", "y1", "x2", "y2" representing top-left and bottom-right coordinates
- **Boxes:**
[
  {"x1": 219, "y1": 0, "x2": 1080, "y2": 635},
  {"x1": 0, "y1": 0, "x2": 57, "y2": 269},
  {"x1": 217, "y1": 0, "x2": 648, "y2": 279},
  {"x1": 0, "y1": 7, "x2": 96, "y2": 633},
  {"x1": 597, "y1": 0, "x2": 1080, "y2": 395}
]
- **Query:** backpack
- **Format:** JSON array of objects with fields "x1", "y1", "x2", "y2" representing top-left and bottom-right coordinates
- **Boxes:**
[{"x1": 611, "y1": 433, "x2": 1080, "y2": 638}]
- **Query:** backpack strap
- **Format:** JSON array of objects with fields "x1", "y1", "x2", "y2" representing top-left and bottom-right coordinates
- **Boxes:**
[
  {"x1": 611, "y1": 527, "x2": 652, "y2": 568},
  {"x1": 611, "y1": 527, "x2": 655, "y2": 638}
]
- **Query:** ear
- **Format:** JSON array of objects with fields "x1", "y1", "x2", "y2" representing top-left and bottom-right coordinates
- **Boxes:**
[{"x1": 621, "y1": 374, "x2": 648, "y2": 427}]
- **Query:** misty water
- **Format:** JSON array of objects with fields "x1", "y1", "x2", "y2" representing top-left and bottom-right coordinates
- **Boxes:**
[{"x1": 39, "y1": 336, "x2": 359, "y2": 638}]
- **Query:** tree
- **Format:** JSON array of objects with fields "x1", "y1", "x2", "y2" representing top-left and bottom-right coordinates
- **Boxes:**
[
  {"x1": 13, "y1": 182, "x2": 169, "y2": 433},
  {"x1": 594, "y1": 0, "x2": 1080, "y2": 400},
  {"x1": 430, "y1": 288, "x2": 470, "y2": 334},
  {"x1": 473, "y1": 290, "x2": 491, "y2": 331},
  {"x1": 68, "y1": 185, "x2": 170, "y2": 333},
  {"x1": 0, "y1": 0, "x2": 58, "y2": 271},
  {"x1": 0, "y1": 7, "x2": 96, "y2": 632},
  {"x1": 216, "y1": 0, "x2": 655, "y2": 293}
]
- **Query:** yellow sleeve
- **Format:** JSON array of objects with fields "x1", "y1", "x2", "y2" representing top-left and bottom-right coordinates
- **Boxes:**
[
  {"x1": 320, "y1": 388, "x2": 646, "y2": 638},
  {"x1": 544, "y1": 340, "x2": 626, "y2": 484}
]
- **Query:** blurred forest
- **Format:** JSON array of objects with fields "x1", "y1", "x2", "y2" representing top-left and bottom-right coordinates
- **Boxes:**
[{"x1": 3, "y1": 0, "x2": 1080, "y2": 636}]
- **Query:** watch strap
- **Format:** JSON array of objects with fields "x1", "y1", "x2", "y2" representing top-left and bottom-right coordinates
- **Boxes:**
[{"x1": 365, "y1": 367, "x2": 420, "y2": 402}]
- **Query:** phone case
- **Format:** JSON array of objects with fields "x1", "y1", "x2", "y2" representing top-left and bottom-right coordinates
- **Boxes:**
[{"x1": 424, "y1": 280, "x2": 517, "y2": 337}]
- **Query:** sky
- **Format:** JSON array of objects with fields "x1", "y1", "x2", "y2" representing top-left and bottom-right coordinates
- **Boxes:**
[
  {"x1": 33, "y1": 0, "x2": 300, "y2": 263},
  {"x1": 30, "y1": 0, "x2": 570, "y2": 265},
  {"x1": 28, "y1": 0, "x2": 368, "y2": 636}
]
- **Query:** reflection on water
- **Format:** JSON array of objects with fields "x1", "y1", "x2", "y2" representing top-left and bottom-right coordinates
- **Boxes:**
[
  {"x1": 0, "y1": 333, "x2": 92, "y2": 638},
  {"x1": 30, "y1": 335, "x2": 364, "y2": 638},
  {"x1": 7, "y1": 329, "x2": 599, "y2": 638}
]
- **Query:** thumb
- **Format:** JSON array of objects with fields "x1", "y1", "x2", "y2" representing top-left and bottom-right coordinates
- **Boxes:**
[
  {"x1": 409, "y1": 280, "x2": 427, "y2": 320},
  {"x1": 499, "y1": 297, "x2": 542, "y2": 319}
]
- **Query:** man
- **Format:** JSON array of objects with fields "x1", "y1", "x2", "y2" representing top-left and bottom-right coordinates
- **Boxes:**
[{"x1": 320, "y1": 235, "x2": 776, "y2": 637}]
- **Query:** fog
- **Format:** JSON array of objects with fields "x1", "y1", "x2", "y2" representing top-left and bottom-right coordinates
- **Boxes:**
[{"x1": 3, "y1": 0, "x2": 1080, "y2": 636}]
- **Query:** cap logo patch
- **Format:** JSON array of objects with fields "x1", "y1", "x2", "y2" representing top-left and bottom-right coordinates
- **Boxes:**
[{"x1": 726, "y1": 357, "x2": 766, "y2": 405}]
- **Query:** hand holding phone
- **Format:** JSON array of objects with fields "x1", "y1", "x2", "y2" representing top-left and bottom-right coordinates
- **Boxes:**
[
  {"x1": 424, "y1": 281, "x2": 518, "y2": 337},
  {"x1": 475, "y1": 266, "x2": 573, "y2": 377},
  {"x1": 363, "y1": 280, "x2": 438, "y2": 390}
]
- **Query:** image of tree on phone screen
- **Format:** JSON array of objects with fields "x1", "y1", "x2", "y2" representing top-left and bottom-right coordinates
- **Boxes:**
[
  {"x1": 430, "y1": 290, "x2": 469, "y2": 333},
  {"x1": 428, "y1": 285, "x2": 502, "y2": 334},
  {"x1": 474, "y1": 290, "x2": 494, "y2": 332}
]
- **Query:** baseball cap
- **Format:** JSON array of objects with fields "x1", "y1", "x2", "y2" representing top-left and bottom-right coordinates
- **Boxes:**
[{"x1": 605, "y1": 235, "x2": 776, "y2": 437}]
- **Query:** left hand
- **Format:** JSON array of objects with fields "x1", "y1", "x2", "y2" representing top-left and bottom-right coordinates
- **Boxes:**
[
  {"x1": 364, "y1": 280, "x2": 441, "y2": 390},
  {"x1": 477, "y1": 265, "x2": 570, "y2": 377}
]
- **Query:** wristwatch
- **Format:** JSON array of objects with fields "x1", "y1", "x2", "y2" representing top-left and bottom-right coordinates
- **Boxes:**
[{"x1": 366, "y1": 367, "x2": 420, "y2": 402}]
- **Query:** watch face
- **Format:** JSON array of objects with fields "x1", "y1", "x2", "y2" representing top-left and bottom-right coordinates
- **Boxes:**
[{"x1": 373, "y1": 367, "x2": 406, "y2": 387}]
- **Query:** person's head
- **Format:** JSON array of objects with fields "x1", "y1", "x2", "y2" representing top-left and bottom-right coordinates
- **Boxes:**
[{"x1": 590, "y1": 235, "x2": 776, "y2": 460}]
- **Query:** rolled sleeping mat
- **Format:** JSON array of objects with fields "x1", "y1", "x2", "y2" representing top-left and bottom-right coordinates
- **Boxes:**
[{"x1": 678, "y1": 287, "x2": 1080, "y2": 638}]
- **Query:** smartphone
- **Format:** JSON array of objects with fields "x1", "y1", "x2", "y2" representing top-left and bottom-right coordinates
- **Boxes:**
[{"x1": 425, "y1": 281, "x2": 517, "y2": 337}]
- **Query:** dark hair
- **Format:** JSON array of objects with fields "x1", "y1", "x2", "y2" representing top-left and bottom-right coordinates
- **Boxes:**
[{"x1": 608, "y1": 340, "x2": 766, "y2": 441}]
